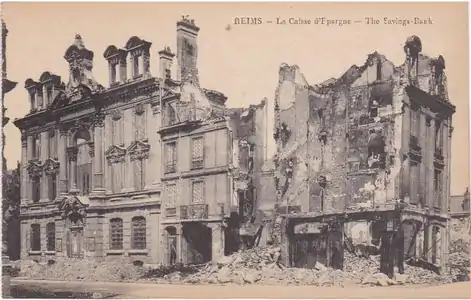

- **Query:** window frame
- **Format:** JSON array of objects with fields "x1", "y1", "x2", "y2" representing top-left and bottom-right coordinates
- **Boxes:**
[
  {"x1": 164, "y1": 141, "x2": 177, "y2": 174},
  {"x1": 46, "y1": 223, "x2": 55, "y2": 251},
  {"x1": 191, "y1": 180, "x2": 205, "y2": 204},
  {"x1": 30, "y1": 224, "x2": 41, "y2": 251},
  {"x1": 131, "y1": 216, "x2": 147, "y2": 250},
  {"x1": 109, "y1": 218, "x2": 124, "y2": 250},
  {"x1": 190, "y1": 136, "x2": 204, "y2": 170}
]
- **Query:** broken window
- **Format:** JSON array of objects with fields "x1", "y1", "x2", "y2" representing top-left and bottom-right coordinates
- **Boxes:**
[
  {"x1": 165, "y1": 103, "x2": 177, "y2": 125},
  {"x1": 31, "y1": 134, "x2": 40, "y2": 159},
  {"x1": 369, "y1": 99, "x2": 379, "y2": 118},
  {"x1": 191, "y1": 137, "x2": 204, "y2": 169},
  {"x1": 376, "y1": 59, "x2": 382, "y2": 81},
  {"x1": 46, "y1": 223, "x2": 55, "y2": 251},
  {"x1": 30, "y1": 224, "x2": 41, "y2": 251},
  {"x1": 48, "y1": 130, "x2": 56, "y2": 158},
  {"x1": 367, "y1": 130, "x2": 386, "y2": 169},
  {"x1": 110, "y1": 218, "x2": 123, "y2": 250},
  {"x1": 131, "y1": 216, "x2": 146, "y2": 250}
]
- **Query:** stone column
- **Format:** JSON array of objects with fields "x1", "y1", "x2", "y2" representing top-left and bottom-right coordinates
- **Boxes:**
[
  {"x1": 210, "y1": 223, "x2": 225, "y2": 264},
  {"x1": 427, "y1": 119, "x2": 436, "y2": 208},
  {"x1": 92, "y1": 115, "x2": 106, "y2": 194},
  {"x1": 67, "y1": 147, "x2": 79, "y2": 193},
  {"x1": 20, "y1": 135, "x2": 28, "y2": 204},
  {"x1": 59, "y1": 129, "x2": 69, "y2": 195},
  {"x1": 40, "y1": 131, "x2": 48, "y2": 202}
]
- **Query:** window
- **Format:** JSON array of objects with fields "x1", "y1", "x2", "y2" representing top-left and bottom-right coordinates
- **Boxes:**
[
  {"x1": 46, "y1": 223, "x2": 55, "y2": 251},
  {"x1": 132, "y1": 55, "x2": 140, "y2": 78},
  {"x1": 30, "y1": 224, "x2": 41, "y2": 251},
  {"x1": 48, "y1": 174, "x2": 57, "y2": 201},
  {"x1": 31, "y1": 134, "x2": 40, "y2": 159},
  {"x1": 109, "y1": 218, "x2": 123, "y2": 250},
  {"x1": 134, "y1": 108, "x2": 146, "y2": 141},
  {"x1": 32, "y1": 177, "x2": 41, "y2": 203},
  {"x1": 166, "y1": 104, "x2": 177, "y2": 125},
  {"x1": 376, "y1": 59, "x2": 382, "y2": 81},
  {"x1": 134, "y1": 159, "x2": 146, "y2": 191},
  {"x1": 435, "y1": 120, "x2": 443, "y2": 151},
  {"x1": 191, "y1": 181, "x2": 204, "y2": 204},
  {"x1": 166, "y1": 184, "x2": 177, "y2": 208},
  {"x1": 434, "y1": 169, "x2": 442, "y2": 208},
  {"x1": 46, "y1": 88, "x2": 52, "y2": 107},
  {"x1": 191, "y1": 137, "x2": 204, "y2": 169},
  {"x1": 30, "y1": 93, "x2": 36, "y2": 111},
  {"x1": 48, "y1": 130, "x2": 56, "y2": 158},
  {"x1": 165, "y1": 142, "x2": 177, "y2": 173},
  {"x1": 110, "y1": 63, "x2": 117, "y2": 84},
  {"x1": 410, "y1": 107, "x2": 420, "y2": 138},
  {"x1": 131, "y1": 217, "x2": 146, "y2": 249}
]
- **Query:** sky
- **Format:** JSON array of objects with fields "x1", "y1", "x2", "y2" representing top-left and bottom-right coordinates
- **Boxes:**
[{"x1": 2, "y1": 2, "x2": 469, "y2": 194}]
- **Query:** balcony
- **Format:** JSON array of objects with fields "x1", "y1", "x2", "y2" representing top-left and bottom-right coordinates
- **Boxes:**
[{"x1": 180, "y1": 204, "x2": 209, "y2": 220}]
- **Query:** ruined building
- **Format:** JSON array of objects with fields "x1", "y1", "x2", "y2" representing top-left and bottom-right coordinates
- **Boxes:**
[
  {"x1": 14, "y1": 17, "x2": 267, "y2": 265},
  {"x1": 262, "y1": 35, "x2": 455, "y2": 276}
]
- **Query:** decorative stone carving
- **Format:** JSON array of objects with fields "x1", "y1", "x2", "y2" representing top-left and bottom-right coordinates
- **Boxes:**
[
  {"x1": 92, "y1": 114, "x2": 105, "y2": 127},
  {"x1": 67, "y1": 147, "x2": 78, "y2": 161},
  {"x1": 105, "y1": 145, "x2": 127, "y2": 164},
  {"x1": 73, "y1": 119, "x2": 91, "y2": 132},
  {"x1": 59, "y1": 127, "x2": 69, "y2": 136},
  {"x1": 43, "y1": 158, "x2": 60, "y2": 176},
  {"x1": 58, "y1": 196, "x2": 87, "y2": 227},
  {"x1": 26, "y1": 159, "x2": 42, "y2": 178},
  {"x1": 110, "y1": 109, "x2": 122, "y2": 121},
  {"x1": 127, "y1": 139, "x2": 150, "y2": 161},
  {"x1": 20, "y1": 130, "x2": 27, "y2": 148},
  {"x1": 134, "y1": 103, "x2": 145, "y2": 116}
]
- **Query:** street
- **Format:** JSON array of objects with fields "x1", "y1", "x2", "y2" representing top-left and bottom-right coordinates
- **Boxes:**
[{"x1": 11, "y1": 278, "x2": 471, "y2": 299}]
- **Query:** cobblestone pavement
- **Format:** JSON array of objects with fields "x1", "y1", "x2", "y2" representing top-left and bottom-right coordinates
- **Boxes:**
[{"x1": 11, "y1": 278, "x2": 471, "y2": 299}]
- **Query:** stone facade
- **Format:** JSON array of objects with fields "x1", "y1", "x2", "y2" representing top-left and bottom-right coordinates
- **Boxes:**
[
  {"x1": 14, "y1": 17, "x2": 267, "y2": 266},
  {"x1": 262, "y1": 36, "x2": 455, "y2": 275}
]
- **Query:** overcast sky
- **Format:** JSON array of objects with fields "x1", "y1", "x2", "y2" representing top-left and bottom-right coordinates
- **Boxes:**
[{"x1": 2, "y1": 2, "x2": 468, "y2": 194}]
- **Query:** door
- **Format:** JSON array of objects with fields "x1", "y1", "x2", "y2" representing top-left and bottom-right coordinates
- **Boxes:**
[{"x1": 68, "y1": 229, "x2": 83, "y2": 258}]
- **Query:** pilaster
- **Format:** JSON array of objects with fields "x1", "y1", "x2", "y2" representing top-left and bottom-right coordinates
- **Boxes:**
[
  {"x1": 40, "y1": 131, "x2": 48, "y2": 202},
  {"x1": 59, "y1": 129, "x2": 69, "y2": 195},
  {"x1": 67, "y1": 146, "x2": 78, "y2": 193},
  {"x1": 209, "y1": 223, "x2": 225, "y2": 264},
  {"x1": 21, "y1": 134, "x2": 28, "y2": 204},
  {"x1": 92, "y1": 115, "x2": 106, "y2": 194}
]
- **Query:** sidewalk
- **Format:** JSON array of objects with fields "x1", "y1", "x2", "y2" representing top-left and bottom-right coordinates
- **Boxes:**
[{"x1": 11, "y1": 278, "x2": 471, "y2": 299}]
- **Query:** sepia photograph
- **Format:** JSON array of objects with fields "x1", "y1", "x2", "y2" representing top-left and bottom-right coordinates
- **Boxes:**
[{"x1": 1, "y1": 1, "x2": 470, "y2": 298}]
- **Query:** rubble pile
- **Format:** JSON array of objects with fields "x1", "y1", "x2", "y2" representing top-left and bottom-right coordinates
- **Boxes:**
[
  {"x1": 15, "y1": 258, "x2": 146, "y2": 282},
  {"x1": 448, "y1": 218, "x2": 470, "y2": 282}
]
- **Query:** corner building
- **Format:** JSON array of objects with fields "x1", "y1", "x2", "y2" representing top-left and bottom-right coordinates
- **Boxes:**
[{"x1": 15, "y1": 17, "x2": 267, "y2": 265}]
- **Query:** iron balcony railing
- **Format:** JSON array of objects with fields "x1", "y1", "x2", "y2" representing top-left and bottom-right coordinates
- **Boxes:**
[{"x1": 180, "y1": 204, "x2": 209, "y2": 220}]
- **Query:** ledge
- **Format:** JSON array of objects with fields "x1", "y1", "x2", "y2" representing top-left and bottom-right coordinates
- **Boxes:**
[
  {"x1": 128, "y1": 249, "x2": 149, "y2": 255},
  {"x1": 27, "y1": 251, "x2": 42, "y2": 256},
  {"x1": 105, "y1": 250, "x2": 125, "y2": 255}
]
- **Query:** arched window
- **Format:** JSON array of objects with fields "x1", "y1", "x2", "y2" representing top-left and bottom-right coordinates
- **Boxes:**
[
  {"x1": 131, "y1": 217, "x2": 146, "y2": 249},
  {"x1": 30, "y1": 224, "x2": 41, "y2": 251},
  {"x1": 109, "y1": 218, "x2": 123, "y2": 250},
  {"x1": 46, "y1": 223, "x2": 55, "y2": 251},
  {"x1": 75, "y1": 129, "x2": 92, "y2": 196}
]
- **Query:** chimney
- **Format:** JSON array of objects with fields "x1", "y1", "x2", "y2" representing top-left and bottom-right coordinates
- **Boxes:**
[
  {"x1": 158, "y1": 46, "x2": 175, "y2": 80},
  {"x1": 176, "y1": 16, "x2": 200, "y2": 83}
]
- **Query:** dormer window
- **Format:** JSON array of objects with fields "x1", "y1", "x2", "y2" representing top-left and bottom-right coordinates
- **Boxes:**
[
  {"x1": 110, "y1": 63, "x2": 117, "y2": 85},
  {"x1": 132, "y1": 55, "x2": 140, "y2": 78},
  {"x1": 29, "y1": 92, "x2": 36, "y2": 112},
  {"x1": 46, "y1": 87, "x2": 53, "y2": 107}
]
